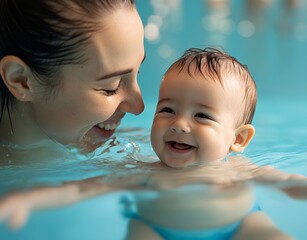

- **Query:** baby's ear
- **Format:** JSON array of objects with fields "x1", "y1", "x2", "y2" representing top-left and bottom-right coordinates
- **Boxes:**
[
  {"x1": 0, "y1": 56, "x2": 33, "y2": 101},
  {"x1": 230, "y1": 124, "x2": 255, "y2": 153}
]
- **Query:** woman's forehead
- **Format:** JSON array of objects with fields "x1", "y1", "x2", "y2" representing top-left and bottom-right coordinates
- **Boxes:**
[{"x1": 81, "y1": 9, "x2": 144, "y2": 75}]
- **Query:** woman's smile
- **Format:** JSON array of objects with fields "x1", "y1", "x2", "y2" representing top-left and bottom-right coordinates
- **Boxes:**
[{"x1": 93, "y1": 120, "x2": 121, "y2": 138}]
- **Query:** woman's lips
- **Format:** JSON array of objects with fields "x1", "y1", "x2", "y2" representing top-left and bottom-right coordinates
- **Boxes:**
[
  {"x1": 82, "y1": 120, "x2": 121, "y2": 142},
  {"x1": 93, "y1": 126, "x2": 116, "y2": 138},
  {"x1": 94, "y1": 120, "x2": 121, "y2": 138}
]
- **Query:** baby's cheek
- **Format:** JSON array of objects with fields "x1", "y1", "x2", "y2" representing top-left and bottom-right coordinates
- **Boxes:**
[
  {"x1": 151, "y1": 133, "x2": 167, "y2": 164},
  {"x1": 197, "y1": 129, "x2": 229, "y2": 160},
  {"x1": 150, "y1": 133, "x2": 160, "y2": 155}
]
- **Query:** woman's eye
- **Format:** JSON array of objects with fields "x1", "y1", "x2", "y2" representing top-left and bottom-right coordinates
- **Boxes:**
[
  {"x1": 97, "y1": 82, "x2": 121, "y2": 96},
  {"x1": 195, "y1": 112, "x2": 213, "y2": 120},
  {"x1": 158, "y1": 107, "x2": 175, "y2": 114},
  {"x1": 103, "y1": 88, "x2": 119, "y2": 96}
]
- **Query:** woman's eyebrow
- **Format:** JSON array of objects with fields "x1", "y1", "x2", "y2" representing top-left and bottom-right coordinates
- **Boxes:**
[
  {"x1": 97, "y1": 54, "x2": 146, "y2": 81},
  {"x1": 96, "y1": 69, "x2": 133, "y2": 81}
]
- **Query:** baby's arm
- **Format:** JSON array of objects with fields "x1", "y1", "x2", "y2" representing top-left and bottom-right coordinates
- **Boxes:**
[
  {"x1": 250, "y1": 165, "x2": 307, "y2": 199},
  {"x1": 0, "y1": 173, "x2": 148, "y2": 229},
  {"x1": 0, "y1": 167, "x2": 227, "y2": 230},
  {"x1": 0, "y1": 183, "x2": 84, "y2": 229},
  {"x1": 231, "y1": 157, "x2": 307, "y2": 199},
  {"x1": 233, "y1": 212, "x2": 293, "y2": 240}
]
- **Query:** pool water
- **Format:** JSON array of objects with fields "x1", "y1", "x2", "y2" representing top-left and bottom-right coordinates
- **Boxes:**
[
  {"x1": 1, "y1": 99, "x2": 307, "y2": 240},
  {"x1": 1, "y1": 0, "x2": 307, "y2": 239}
]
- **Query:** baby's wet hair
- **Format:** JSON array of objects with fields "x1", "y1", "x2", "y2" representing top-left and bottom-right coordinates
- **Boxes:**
[{"x1": 167, "y1": 47, "x2": 257, "y2": 125}]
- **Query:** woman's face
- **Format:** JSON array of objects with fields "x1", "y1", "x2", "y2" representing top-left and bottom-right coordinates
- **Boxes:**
[{"x1": 30, "y1": 8, "x2": 145, "y2": 148}]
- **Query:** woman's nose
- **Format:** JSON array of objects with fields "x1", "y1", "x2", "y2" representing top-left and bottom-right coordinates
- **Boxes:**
[
  {"x1": 170, "y1": 118, "x2": 191, "y2": 133},
  {"x1": 118, "y1": 82, "x2": 144, "y2": 115}
]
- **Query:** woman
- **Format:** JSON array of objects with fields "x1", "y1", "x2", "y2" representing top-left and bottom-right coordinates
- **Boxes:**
[{"x1": 0, "y1": 0, "x2": 145, "y2": 159}]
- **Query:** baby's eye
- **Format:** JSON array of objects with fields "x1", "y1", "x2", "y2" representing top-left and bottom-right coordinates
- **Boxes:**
[
  {"x1": 195, "y1": 112, "x2": 213, "y2": 121},
  {"x1": 159, "y1": 107, "x2": 175, "y2": 114}
]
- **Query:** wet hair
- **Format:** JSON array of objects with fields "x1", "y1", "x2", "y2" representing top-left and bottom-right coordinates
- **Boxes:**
[
  {"x1": 0, "y1": 0, "x2": 135, "y2": 123},
  {"x1": 167, "y1": 47, "x2": 257, "y2": 125}
]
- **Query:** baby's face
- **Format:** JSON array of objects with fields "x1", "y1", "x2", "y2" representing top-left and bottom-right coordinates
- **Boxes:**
[{"x1": 151, "y1": 65, "x2": 245, "y2": 168}]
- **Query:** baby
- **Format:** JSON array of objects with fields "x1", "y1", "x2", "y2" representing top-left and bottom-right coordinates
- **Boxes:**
[{"x1": 124, "y1": 47, "x2": 292, "y2": 240}]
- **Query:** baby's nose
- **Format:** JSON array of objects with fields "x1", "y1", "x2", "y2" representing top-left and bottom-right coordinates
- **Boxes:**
[{"x1": 170, "y1": 118, "x2": 190, "y2": 133}]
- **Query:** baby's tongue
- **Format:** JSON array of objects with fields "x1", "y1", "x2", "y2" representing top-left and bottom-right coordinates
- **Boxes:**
[{"x1": 172, "y1": 142, "x2": 192, "y2": 150}]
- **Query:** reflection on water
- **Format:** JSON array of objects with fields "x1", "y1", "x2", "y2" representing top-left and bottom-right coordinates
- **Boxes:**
[{"x1": 0, "y1": 128, "x2": 154, "y2": 195}]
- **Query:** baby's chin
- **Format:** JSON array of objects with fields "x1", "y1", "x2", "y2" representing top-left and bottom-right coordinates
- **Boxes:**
[
  {"x1": 160, "y1": 158, "x2": 198, "y2": 168},
  {"x1": 160, "y1": 157, "x2": 227, "y2": 168}
]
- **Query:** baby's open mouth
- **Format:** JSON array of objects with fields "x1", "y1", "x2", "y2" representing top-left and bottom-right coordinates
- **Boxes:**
[{"x1": 168, "y1": 141, "x2": 195, "y2": 150}]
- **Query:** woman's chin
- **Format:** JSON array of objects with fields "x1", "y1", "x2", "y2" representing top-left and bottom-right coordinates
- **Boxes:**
[{"x1": 70, "y1": 127, "x2": 115, "y2": 153}]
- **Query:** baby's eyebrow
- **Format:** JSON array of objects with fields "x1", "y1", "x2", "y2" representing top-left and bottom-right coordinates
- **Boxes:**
[
  {"x1": 198, "y1": 103, "x2": 214, "y2": 110},
  {"x1": 157, "y1": 98, "x2": 172, "y2": 105},
  {"x1": 197, "y1": 104, "x2": 219, "y2": 115}
]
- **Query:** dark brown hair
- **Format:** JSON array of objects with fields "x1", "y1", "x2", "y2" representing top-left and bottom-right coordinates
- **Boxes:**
[
  {"x1": 168, "y1": 47, "x2": 257, "y2": 125},
  {"x1": 0, "y1": 0, "x2": 135, "y2": 123}
]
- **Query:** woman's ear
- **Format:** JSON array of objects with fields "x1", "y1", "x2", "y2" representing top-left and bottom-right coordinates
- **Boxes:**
[
  {"x1": 0, "y1": 56, "x2": 33, "y2": 101},
  {"x1": 230, "y1": 124, "x2": 255, "y2": 153}
]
